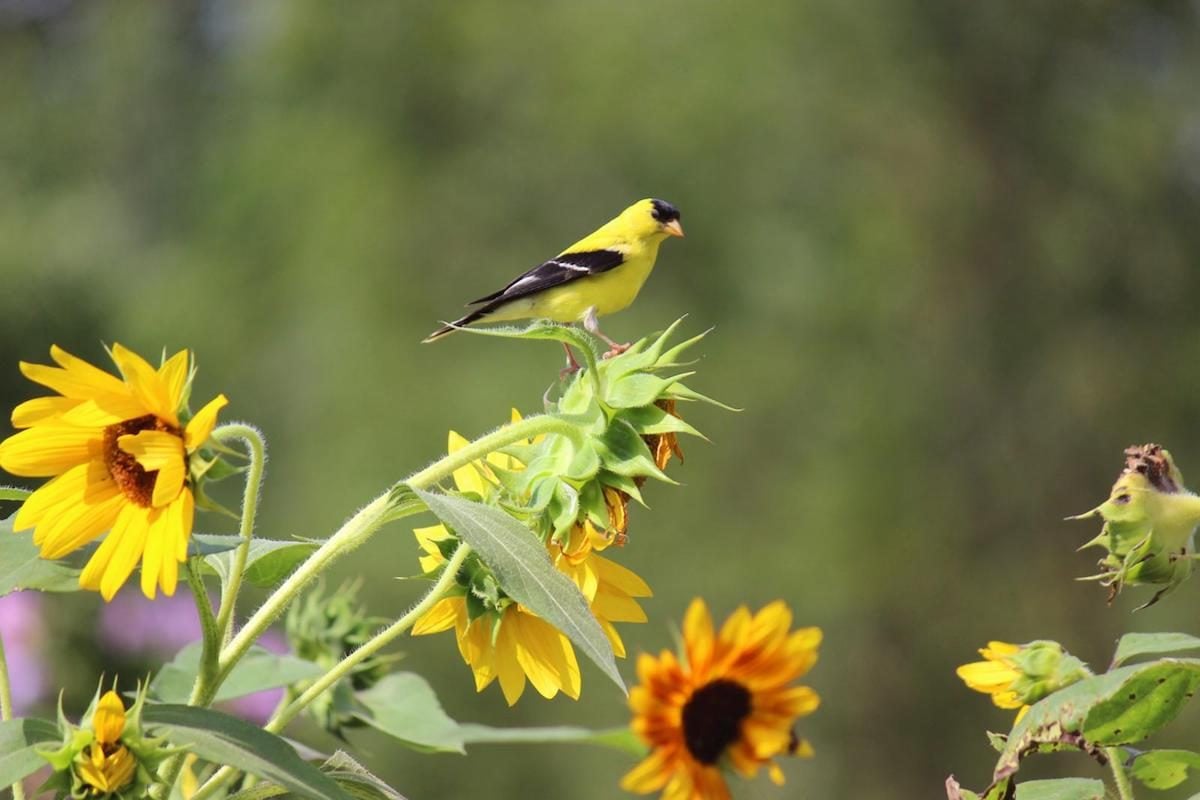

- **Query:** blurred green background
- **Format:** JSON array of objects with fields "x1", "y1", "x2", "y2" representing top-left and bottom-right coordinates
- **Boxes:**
[{"x1": 3, "y1": 2, "x2": 1200, "y2": 797}]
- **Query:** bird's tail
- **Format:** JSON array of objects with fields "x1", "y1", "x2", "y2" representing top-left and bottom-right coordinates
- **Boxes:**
[{"x1": 422, "y1": 307, "x2": 490, "y2": 343}]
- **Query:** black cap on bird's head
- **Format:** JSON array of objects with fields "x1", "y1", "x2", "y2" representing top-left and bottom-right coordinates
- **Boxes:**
[{"x1": 650, "y1": 199, "x2": 684, "y2": 237}]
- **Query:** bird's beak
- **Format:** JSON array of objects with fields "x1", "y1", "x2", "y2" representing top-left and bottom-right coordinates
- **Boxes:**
[{"x1": 663, "y1": 220, "x2": 685, "y2": 238}]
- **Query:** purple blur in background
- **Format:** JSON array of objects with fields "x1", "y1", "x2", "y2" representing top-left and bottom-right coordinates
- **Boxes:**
[{"x1": 0, "y1": 591, "x2": 46, "y2": 714}]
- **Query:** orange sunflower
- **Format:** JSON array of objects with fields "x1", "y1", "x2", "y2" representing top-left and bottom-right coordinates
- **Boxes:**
[
  {"x1": 0, "y1": 344, "x2": 227, "y2": 599},
  {"x1": 622, "y1": 598, "x2": 821, "y2": 800}
]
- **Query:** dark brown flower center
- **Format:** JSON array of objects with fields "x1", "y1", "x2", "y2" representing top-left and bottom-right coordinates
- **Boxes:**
[
  {"x1": 681, "y1": 678, "x2": 752, "y2": 765},
  {"x1": 103, "y1": 414, "x2": 177, "y2": 507}
]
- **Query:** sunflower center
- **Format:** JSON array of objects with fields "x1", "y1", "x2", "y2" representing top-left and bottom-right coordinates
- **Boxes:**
[
  {"x1": 681, "y1": 678, "x2": 752, "y2": 765},
  {"x1": 103, "y1": 414, "x2": 176, "y2": 507}
]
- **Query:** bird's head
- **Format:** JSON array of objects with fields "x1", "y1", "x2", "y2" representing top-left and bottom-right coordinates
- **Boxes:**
[{"x1": 624, "y1": 198, "x2": 685, "y2": 240}]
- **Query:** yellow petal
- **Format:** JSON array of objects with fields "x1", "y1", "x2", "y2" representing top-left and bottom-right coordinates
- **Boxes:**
[
  {"x1": 158, "y1": 350, "x2": 190, "y2": 412},
  {"x1": 79, "y1": 504, "x2": 146, "y2": 600},
  {"x1": 117, "y1": 430, "x2": 185, "y2": 507},
  {"x1": 184, "y1": 394, "x2": 228, "y2": 452},
  {"x1": 174, "y1": 489, "x2": 194, "y2": 562},
  {"x1": 620, "y1": 747, "x2": 675, "y2": 793},
  {"x1": 593, "y1": 555, "x2": 652, "y2": 597},
  {"x1": 0, "y1": 424, "x2": 97, "y2": 477},
  {"x1": 683, "y1": 597, "x2": 714, "y2": 675},
  {"x1": 21, "y1": 346, "x2": 127, "y2": 401},
  {"x1": 13, "y1": 462, "x2": 91, "y2": 531},
  {"x1": 412, "y1": 597, "x2": 460, "y2": 635},
  {"x1": 35, "y1": 478, "x2": 124, "y2": 560},
  {"x1": 10, "y1": 396, "x2": 80, "y2": 428},
  {"x1": 110, "y1": 343, "x2": 178, "y2": 426},
  {"x1": 93, "y1": 690, "x2": 126, "y2": 745},
  {"x1": 493, "y1": 616, "x2": 528, "y2": 705}
]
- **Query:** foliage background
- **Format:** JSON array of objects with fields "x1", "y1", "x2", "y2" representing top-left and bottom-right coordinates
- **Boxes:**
[{"x1": 2, "y1": 2, "x2": 1200, "y2": 797}]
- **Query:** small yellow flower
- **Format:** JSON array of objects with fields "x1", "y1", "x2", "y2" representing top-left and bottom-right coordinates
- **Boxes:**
[
  {"x1": 956, "y1": 641, "x2": 1027, "y2": 718},
  {"x1": 76, "y1": 690, "x2": 136, "y2": 795},
  {"x1": 957, "y1": 640, "x2": 1090, "y2": 723},
  {"x1": 412, "y1": 421, "x2": 651, "y2": 704},
  {"x1": 623, "y1": 598, "x2": 821, "y2": 800},
  {"x1": 0, "y1": 345, "x2": 227, "y2": 599}
]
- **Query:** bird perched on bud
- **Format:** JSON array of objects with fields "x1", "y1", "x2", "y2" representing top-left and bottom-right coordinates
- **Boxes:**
[{"x1": 424, "y1": 198, "x2": 684, "y2": 363}]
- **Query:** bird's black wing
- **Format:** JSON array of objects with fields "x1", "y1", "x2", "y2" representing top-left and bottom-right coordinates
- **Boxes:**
[{"x1": 466, "y1": 249, "x2": 626, "y2": 305}]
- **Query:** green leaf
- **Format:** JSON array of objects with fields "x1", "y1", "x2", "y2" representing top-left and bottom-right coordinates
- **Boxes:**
[
  {"x1": 0, "y1": 717, "x2": 59, "y2": 787},
  {"x1": 1112, "y1": 633, "x2": 1200, "y2": 667},
  {"x1": 1083, "y1": 660, "x2": 1200, "y2": 744},
  {"x1": 605, "y1": 373, "x2": 674, "y2": 409},
  {"x1": 411, "y1": 488, "x2": 625, "y2": 694},
  {"x1": 594, "y1": 419, "x2": 673, "y2": 483},
  {"x1": 143, "y1": 704, "x2": 352, "y2": 800},
  {"x1": 1013, "y1": 778, "x2": 1105, "y2": 800},
  {"x1": 457, "y1": 723, "x2": 646, "y2": 755},
  {"x1": 201, "y1": 536, "x2": 318, "y2": 590},
  {"x1": 227, "y1": 753, "x2": 409, "y2": 800},
  {"x1": 321, "y1": 751, "x2": 408, "y2": 800},
  {"x1": 0, "y1": 516, "x2": 82, "y2": 595},
  {"x1": 456, "y1": 319, "x2": 601, "y2": 387},
  {"x1": 0, "y1": 487, "x2": 30, "y2": 506},
  {"x1": 1131, "y1": 749, "x2": 1200, "y2": 790},
  {"x1": 352, "y1": 672, "x2": 464, "y2": 754},
  {"x1": 150, "y1": 642, "x2": 323, "y2": 703},
  {"x1": 991, "y1": 659, "x2": 1200, "y2": 785}
]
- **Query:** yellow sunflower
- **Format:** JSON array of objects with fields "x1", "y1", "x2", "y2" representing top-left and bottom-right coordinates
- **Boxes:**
[
  {"x1": 0, "y1": 344, "x2": 227, "y2": 600},
  {"x1": 956, "y1": 640, "x2": 1090, "y2": 724},
  {"x1": 77, "y1": 690, "x2": 137, "y2": 794},
  {"x1": 956, "y1": 641, "x2": 1027, "y2": 718},
  {"x1": 411, "y1": 420, "x2": 651, "y2": 705},
  {"x1": 622, "y1": 598, "x2": 821, "y2": 800}
]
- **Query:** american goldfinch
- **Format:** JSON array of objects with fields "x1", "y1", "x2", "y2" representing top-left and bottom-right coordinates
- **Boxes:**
[{"x1": 423, "y1": 198, "x2": 684, "y2": 352}]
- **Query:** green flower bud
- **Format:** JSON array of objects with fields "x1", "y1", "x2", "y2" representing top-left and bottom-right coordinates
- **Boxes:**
[
  {"x1": 286, "y1": 580, "x2": 394, "y2": 735},
  {"x1": 1074, "y1": 444, "x2": 1200, "y2": 608},
  {"x1": 957, "y1": 640, "x2": 1091, "y2": 721}
]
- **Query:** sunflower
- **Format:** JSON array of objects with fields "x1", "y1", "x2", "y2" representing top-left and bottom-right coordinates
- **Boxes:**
[
  {"x1": 622, "y1": 598, "x2": 821, "y2": 800},
  {"x1": 956, "y1": 640, "x2": 1090, "y2": 723},
  {"x1": 0, "y1": 345, "x2": 227, "y2": 600},
  {"x1": 411, "y1": 421, "x2": 651, "y2": 704}
]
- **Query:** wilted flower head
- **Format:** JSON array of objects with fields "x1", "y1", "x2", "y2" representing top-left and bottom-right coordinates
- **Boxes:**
[
  {"x1": 0, "y1": 345, "x2": 228, "y2": 599},
  {"x1": 957, "y1": 640, "x2": 1090, "y2": 722},
  {"x1": 1074, "y1": 444, "x2": 1200, "y2": 608},
  {"x1": 413, "y1": 422, "x2": 651, "y2": 704},
  {"x1": 39, "y1": 683, "x2": 173, "y2": 799}
]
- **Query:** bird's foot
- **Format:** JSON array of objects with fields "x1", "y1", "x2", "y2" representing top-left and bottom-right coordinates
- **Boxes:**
[
  {"x1": 602, "y1": 342, "x2": 631, "y2": 359},
  {"x1": 561, "y1": 342, "x2": 582, "y2": 378}
]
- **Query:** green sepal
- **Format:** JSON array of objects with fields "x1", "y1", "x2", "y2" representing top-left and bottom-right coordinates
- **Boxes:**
[{"x1": 594, "y1": 420, "x2": 674, "y2": 483}]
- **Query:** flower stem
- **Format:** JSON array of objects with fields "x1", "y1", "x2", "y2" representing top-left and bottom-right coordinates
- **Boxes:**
[
  {"x1": 0, "y1": 634, "x2": 26, "y2": 800},
  {"x1": 216, "y1": 413, "x2": 576, "y2": 685},
  {"x1": 1107, "y1": 747, "x2": 1136, "y2": 800},
  {"x1": 211, "y1": 424, "x2": 267, "y2": 648},
  {"x1": 189, "y1": 544, "x2": 472, "y2": 800},
  {"x1": 185, "y1": 561, "x2": 221, "y2": 704}
]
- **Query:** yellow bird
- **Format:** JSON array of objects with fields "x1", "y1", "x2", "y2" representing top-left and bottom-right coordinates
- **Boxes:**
[{"x1": 423, "y1": 198, "x2": 684, "y2": 355}]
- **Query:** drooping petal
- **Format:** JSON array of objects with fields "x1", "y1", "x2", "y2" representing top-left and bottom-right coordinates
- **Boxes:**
[
  {"x1": 117, "y1": 430, "x2": 185, "y2": 507},
  {"x1": 184, "y1": 394, "x2": 228, "y2": 451},
  {"x1": 110, "y1": 343, "x2": 178, "y2": 426},
  {"x1": 0, "y1": 424, "x2": 97, "y2": 477}
]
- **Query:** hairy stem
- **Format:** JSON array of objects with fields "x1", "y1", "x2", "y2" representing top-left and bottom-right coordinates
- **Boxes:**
[
  {"x1": 0, "y1": 634, "x2": 26, "y2": 800},
  {"x1": 1107, "y1": 747, "x2": 1135, "y2": 800},
  {"x1": 190, "y1": 544, "x2": 471, "y2": 800},
  {"x1": 211, "y1": 424, "x2": 267, "y2": 648}
]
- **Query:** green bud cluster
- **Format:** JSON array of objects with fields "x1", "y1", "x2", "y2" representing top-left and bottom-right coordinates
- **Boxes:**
[
  {"x1": 491, "y1": 319, "x2": 726, "y2": 545},
  {"x1": 286, "y1": 580, "x2": 393, "y2": 735},
  {"x1": 1074, "y1": 444, "x2": 1200, "y2": 608},
  {"x1": 1006, "y1": 641, "x2": 1090, "y2": 705}
]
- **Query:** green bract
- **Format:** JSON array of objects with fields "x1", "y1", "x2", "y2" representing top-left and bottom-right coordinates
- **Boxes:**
[
  {"x1": 1006, "y1": 642, "x2": 1090, "y2": 707},
  {"x1": 1073, "y1": 444, "x2": 1200, "y2": 608}
]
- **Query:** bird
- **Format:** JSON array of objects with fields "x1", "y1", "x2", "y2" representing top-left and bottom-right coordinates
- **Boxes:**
[{"x1": 423, "y1": 198, "x2": 684, "y2": 361}]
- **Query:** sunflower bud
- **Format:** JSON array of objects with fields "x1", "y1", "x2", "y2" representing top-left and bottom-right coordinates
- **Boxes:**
[
  {"x1": 957, "y1": 640, "x2": 1090, "y2": 722},
  {"x1": 286, "y1": 580, "x2": 392, "y2": 735},
  {"x1": 38, "y1": 683, "x2": 173, "y2": 799},
  {"x1": 1074, "y1": 444, "x2": 1200, "y2": 608}
]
